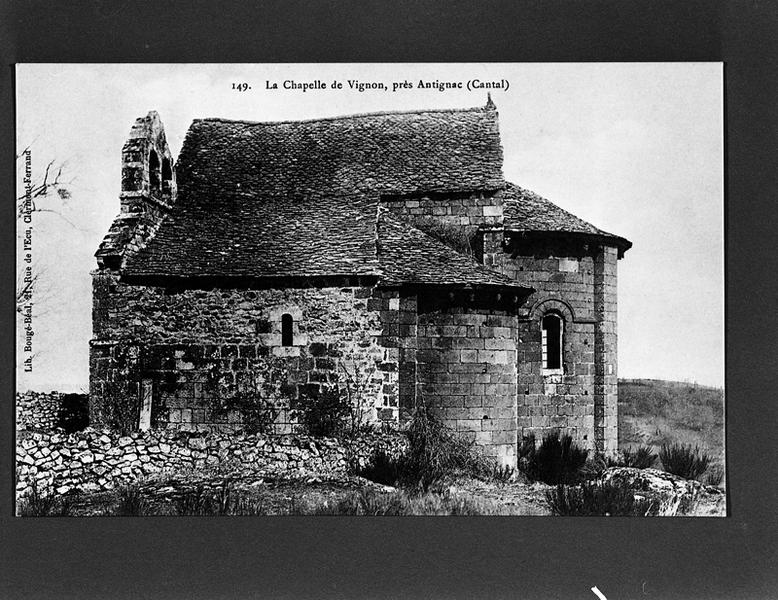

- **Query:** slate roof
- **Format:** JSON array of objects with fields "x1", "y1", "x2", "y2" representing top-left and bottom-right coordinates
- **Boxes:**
[
  {"x1": 123, "y1": 196, "x2": 527, "y2": 291},
  {"x1": 123, "y1": 194, "x2": 381, "y2": 280},
  {"x1": 376, "y1": 210, "x2": 519, "y2": 289},
  {"x1": 116, "y1": 104, "x2": 628, "y2": 287},
  {"x1": 502, "y1": 182, "x2": 631, "y2": 251},
  {"x1": 175, "y1": 105, "x2": 504, "y2": 201}
]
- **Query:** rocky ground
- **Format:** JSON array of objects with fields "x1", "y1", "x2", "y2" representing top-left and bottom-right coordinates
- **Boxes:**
[{"x1": 38, "y1": 467, "x2": 725, "y2": 517}]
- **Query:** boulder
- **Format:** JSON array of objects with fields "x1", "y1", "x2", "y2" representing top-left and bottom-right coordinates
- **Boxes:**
[{"x1": 600, "y1": 467, "x2": 704, "y2": 500}]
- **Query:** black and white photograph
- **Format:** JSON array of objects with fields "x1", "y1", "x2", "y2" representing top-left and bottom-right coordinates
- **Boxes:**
[{"x1": 15, "y1": 63, "x2": 724, "y2": 517}]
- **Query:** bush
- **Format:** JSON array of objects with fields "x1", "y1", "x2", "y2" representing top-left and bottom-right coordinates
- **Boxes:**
[
  {"x1": 57, "y1": 393, "x2": 90, "y2": 433},
  {"x1": 546, "y1": 480, "x2": 657, "y2": 516},
  {"x1": 238, "y1": 399, "x2": 281, "y2": 436},
  {"x1": 659, "y1": 443, "x2": 712, "y2": 480},
  {"x1": 490, "y1": 463, "x2": 516, "y2": 483},
  {"x1": 703, "y1": 465, "x2": 724, "y2": 487},
  {"x1": 205, "y1": 355, "x2": 289, "y2": 435},
  {"x1": 171, "y1": 480, "x2": 266, "y2": 516},
  {"x1": 355, "y1": 447, "x2": 405, "y2": 486},
  {"x1": 114, "y1": 484, "x2": 148, "y2": 516},
  {"x1": 17, "y1": 480, "x2": 76, "y2": 517},
  {"x1": 399, "y1": 407, "x2": 481, "y2": 492},
  {"x1": 355, "y1": 408, "x2": 486, "y2": 491},
  {"x1": 621, "y1": 445, "x2": 658, "y2": 469},
  {"x1": 93, "y1": 339, "x2": 146, "y2": 434},
  {"x1": 520, "y1": 432, "x2": 589, "y2": 485},
  {"x1": 173, "y1": 484, "x2": 218, "y2": 516},
  {"x1": 295, "y1": 385, "x2": 350, "y2": 437}
]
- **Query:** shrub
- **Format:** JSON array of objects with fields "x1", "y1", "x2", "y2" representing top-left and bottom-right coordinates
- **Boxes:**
[
  {"x1": 295, "y1": 385, "x2": 350, "y2": 438},
  {"x1": 205, "y1": 355, "x2": 289, "y2": 435},
  {"x1": 546, "y1": 480, "x2": 657, "y2": 516},
  {"x1": 355, "y1": 447, "x2": 405, "y2": 486},
  {"x1": 521, "y1": 432, "x2": 589, "y2": 485},
  {"x1": 703, "y1": 465, "x2": 724, "y2": 487},
  {"x1": 173, "y1": 484, "x2": 217, "y2": 516},
  {"x1": 518, "y1": 433, "x2": 537, "y2": 462},
  {"x1": 354, "y1": 408, "x2": 489, "y2": 491},
  {"x1": 17, "y1": 480, "x2": 76, "y2": 517},
  {"x1": 578, "y1": 453, "x2": 611, "y2": 480},
  {"x1": 57, "y1": 393, "x2": 89, "y2": 433},
  {"x1": 93, "y1": 339, "x2": 146, "y2": 434},
  {"x1": 114, "y1": 484, "x2": 148, "y2": 516},
  {"x1": 621, "y1": 445, "x2": 658, "y2": 469},
  {"x1": 228, "y1": 495, "x2": 267, "y2": 516},
  {"x1": 171, "y1": 480, "x2": 260, "y2": 516},
  {"x1": 399, "y1": 407, "x2": 479, "y2": 492},
  {"x1": 238, "y1": 399, "x2": 280, "y2": 436},
  {"x1": 659, "y1": 443, "x2": 712, "y2": 480},
  {"x1": 490, "y1": 463, "x2": 516, "y2": 483}
]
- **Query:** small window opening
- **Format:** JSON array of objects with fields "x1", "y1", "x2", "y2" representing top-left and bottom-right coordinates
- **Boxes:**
[
  {"x1": 281, "y1": 314, "x2": 294, "y2": 346},
  {"x1": 542, "y1": 313, "x2": 563, "y2": 370},
  {"x1": 148, "y1": 149, "x2": 161, "y2": 192},
  {"x1": 161, "y1": 157, "x2": 173, "y2": 194}
]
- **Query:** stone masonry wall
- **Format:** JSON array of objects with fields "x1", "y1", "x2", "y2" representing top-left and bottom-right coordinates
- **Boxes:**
[
  {"x1": 502, "y1": 236, "x2": 618, "y2": 452},
  {"x1": 369, "y1": 289, "x2": 418, "y2": 416},
  {"x1": 16, "y1": 428, "x2": 406, "y2": 498},
  {"x1": 16, "y1": 391, "x2": 62, "y2": 431},
  {"x1": 381, "y1": 190, "x2": 503, "y2": 238},
  {"x1": 90, "y1": 272, "x2": 397, "y2": 431},
  {"x1": 593, "y1": 246, "x2": 619, "y2": 451},
  {"x1": 416, "y1": 301, "x2": 518, "y2": 467}
]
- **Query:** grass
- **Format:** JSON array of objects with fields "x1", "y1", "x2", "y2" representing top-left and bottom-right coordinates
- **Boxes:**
[
  {"x1": 75, "y1": 480, "x2": 512, "y2": 516},
  {"x1": 659, "y1": 442, "x2": 713, "y2": 481},
  {"x1": 354, "y1": 447, "x2": 404, "y2": 486},
  {"x1": 17, "y1": 480, "x2": 78, "y2": 517},
  {"x1": 355, "y1": 407, "x2": 494, "y2": 492},
  {"x1": 703, "y1": 465, "x2": 725, "y2": 487},
  {"x1": 302, "y1": 488, "x2": 507, "y2": 515},
  {"x1": 115, "y1": 484, "x2": 149, "y2": 516},
  {"x1": 519, "y1": 432, "x2": 589, "y2": 485},
  {"x1": 618, "y1": 379, "x2": 724, "y2": 472},
  {"x1": 620, "y1": 445, "x2": 658, "y2": 469},
  {"x1": 545, "y1": 480, "x2": 699, "y2": 517}
]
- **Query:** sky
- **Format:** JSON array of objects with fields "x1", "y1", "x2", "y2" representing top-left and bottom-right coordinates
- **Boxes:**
[{"x1": 15, "y1": 63, "x2": 723, "y2": 392}]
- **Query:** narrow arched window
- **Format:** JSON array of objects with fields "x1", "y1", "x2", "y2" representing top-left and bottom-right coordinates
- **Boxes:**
[
  {"x1": 148, "y1": 149, "x2": 161, "y2": 192},
  {"x1": 161, "y1": 157, "x2": 173, "y2": 195},
  {"x1": 542, "y1": 313, "x2": 563, "y2": 370},
  {"x1": 281, "y1": 313, "x2": 293, "y2": 346}
]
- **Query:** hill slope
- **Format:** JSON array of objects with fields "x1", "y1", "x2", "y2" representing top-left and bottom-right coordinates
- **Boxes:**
[{"x1": 618, "y1": 378, "x2": 725, "y2": 469}]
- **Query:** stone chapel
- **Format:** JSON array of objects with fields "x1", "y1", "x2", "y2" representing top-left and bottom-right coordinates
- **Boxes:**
[{"x1": 90, "y1": 99, "x2": 631, "y2": 467}]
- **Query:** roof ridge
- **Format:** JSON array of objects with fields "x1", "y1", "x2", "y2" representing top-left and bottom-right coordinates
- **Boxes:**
[{"x1": 192, "y1": 104, "x2": 493, "y2": 128}]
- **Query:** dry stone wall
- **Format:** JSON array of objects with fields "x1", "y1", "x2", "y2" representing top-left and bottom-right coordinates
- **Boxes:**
[
  {"x1": 16, "y1": 392, "x2": 62, "y2": 431},
  {"x1": 16, "y1": 428, "x2": 406, "y2": 498},
  {"x1": 90, "y1": 273, "x2": 397, "y2": 431}
]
